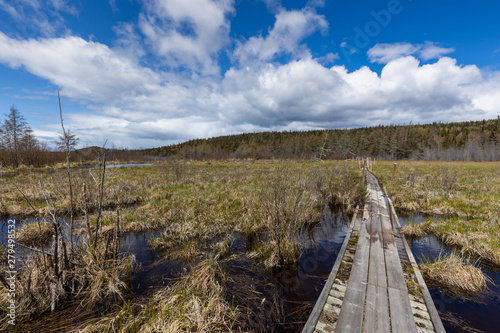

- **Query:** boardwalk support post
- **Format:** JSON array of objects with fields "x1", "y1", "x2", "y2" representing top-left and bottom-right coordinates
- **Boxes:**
[{"x1": 389, "y1": 162, "x2": 397, "y2": 196}]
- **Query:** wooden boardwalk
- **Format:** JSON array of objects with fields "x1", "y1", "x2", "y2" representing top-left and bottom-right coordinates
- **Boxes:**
[{"x1": 302, "y1": 171, "x2": 445, "y2": 333}]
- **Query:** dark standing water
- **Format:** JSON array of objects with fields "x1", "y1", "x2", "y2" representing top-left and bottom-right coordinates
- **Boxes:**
[
  {"x1": 0, "y1": 217, "x2": 184, "y2": 293},
  {"x1": 7, "y1": 208, "x2": 500, "y2": 332},
  {"x1": 219, "y1": 208, "x2": 352, "y2": 332},
  {"x1": 0, "y1": 218, "x2": 56, "y2": 265},
  {"x1": 399, "y1": 213, "x2": 500, "y2": 333},
  {"x1": 119, "y1": 231, "x2": 186, "y2": 296},
  {"x1": 279, "y1": 209, "x2": 350, "y2": 303},
  {"x1": 0, "y1": 209, "x2": 353, "y2": 331}
]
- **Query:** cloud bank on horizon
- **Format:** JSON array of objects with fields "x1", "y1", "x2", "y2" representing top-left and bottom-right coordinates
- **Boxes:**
[{"x1": 0, "y1": 0, "x2": 499, "y2": 149}]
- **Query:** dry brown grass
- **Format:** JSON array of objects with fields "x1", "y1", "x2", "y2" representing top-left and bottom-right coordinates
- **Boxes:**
[
  {"x1": 0, "y1": 242, "x2": 135, "y2": 330},
  {"x1": 400, "y1": 221, "x2": 428, "y2": 239},
  {"x1": 2, "y1": 159, "x2": 364, "y2": 331},
  {"x1": 374, "y1": 161, "x2": 500, "y2": 266},
  {"x1": 420, "y1": 253, "x2": 492, "y2": 295},
  {"x1": 81, "y1": 257, "x2": 240, "y2": 333},
  {"x1": 15, "y1": 220, "x2": 54, "y2": 246}
]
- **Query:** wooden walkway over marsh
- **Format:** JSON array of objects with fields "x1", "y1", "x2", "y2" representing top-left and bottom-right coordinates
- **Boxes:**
[{"x1": 302, "y1": 171, "x2": 445, "y2": 333}]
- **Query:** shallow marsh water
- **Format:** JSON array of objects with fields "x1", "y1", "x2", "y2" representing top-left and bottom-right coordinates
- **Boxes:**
[
  {"x1": 287, "y1": 208, "x2": 350, "y2": 302},
  {"x1": 99, "y1": 163, "x2": 153, "y2": 169},
  {"x1": 399, "y1": 213, "x2": 500, "y2": 333},
  {"x1": 119, "y1": 231, "x2": 186, "y2": 296},
  {"x1": 0, "y1": 206, "x2": 352, "y2": 331},
  {"x1": 8, "y1": 209, "x2": 500, "y2": 332}
]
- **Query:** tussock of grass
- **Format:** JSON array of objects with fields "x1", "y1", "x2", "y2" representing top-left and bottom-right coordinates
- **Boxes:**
[
  {"x1": 79, "y1": 254, "x2": 136, "y2": 309},
  {"x1": 15, "y1": 221, "x2": 54, "y2": 246},
  {"x1": 81, "y1": 257, "x2": 239, "y2": 333},
  {"x1": 374, "y1": 161, "x2": 500, "y2": 266},
  {"x1": 400, "y1": 220, "x2": 428, "y2": 239},
  {"x1": 439, "y1": 232, "x2": 500, "y2": 266},
  {"x1": 410, "y1": 219, "x2": 500, "y2": 266},
  {"x1": 420, "y1": 252, "x2": 492, "y2": 295},
  {"x1": 0, "y1": 248, "x2": 135, "y2": 328}
]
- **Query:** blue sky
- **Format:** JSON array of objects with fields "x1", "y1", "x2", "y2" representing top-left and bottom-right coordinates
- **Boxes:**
[{"x1": 0, "y1": 0, "x2": 499, "y2": 149}]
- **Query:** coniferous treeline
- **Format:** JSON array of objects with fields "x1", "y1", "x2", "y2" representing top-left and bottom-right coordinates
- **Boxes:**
[
  {"x1": 0, "y1": 105, "x2": 55, "y2": 167},
  {"x1": 3, "y1": 102, "x2": 500, "y2": 167},
  {"x1": 146, "y1": 117, "x2": 500, "y2": 161}
]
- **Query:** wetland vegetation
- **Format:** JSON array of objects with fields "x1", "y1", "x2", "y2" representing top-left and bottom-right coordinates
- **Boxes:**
[
  {"x1": 374, "y1": 161, "x2": 500, "y2": 268},
  {"x1": 2, "y1": 107, "x2": 500, "y2": 332},
  {"x1": 0, "y1": 159, "x2": 364, "y2": 332}
]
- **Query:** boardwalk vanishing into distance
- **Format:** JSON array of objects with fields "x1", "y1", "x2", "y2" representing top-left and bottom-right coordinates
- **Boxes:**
[{"x1": 303, "y1": 171, "x2": 446, "y2": 333}]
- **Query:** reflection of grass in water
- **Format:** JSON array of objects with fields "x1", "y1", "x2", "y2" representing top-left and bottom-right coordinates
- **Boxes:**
[
  {"x1": 420, "y1": 252, "x2": 492, "y2": 296},
  {"x1": 440, "y1": 311, "x2": 490, "y2": 333},
  {"x1": 374, "y1": 161, "x2": 500, "y2": 265}
]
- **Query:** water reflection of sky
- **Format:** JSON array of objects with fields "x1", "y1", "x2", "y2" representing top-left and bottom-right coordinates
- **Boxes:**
[
  {"x1": 96, "y1": 163, "x2": 152, "y2": 169},
  {"x1": 399, "y1": 212, "x2": 500, "y2": 333},
  {"x1": 0, "y1": 218, "x2": 48, "y2": 264},
  {"x1": 399, "y1": 214, "x2": 452, "y2": 262}
]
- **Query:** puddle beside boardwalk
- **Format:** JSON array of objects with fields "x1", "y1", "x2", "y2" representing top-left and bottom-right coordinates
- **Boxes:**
[
  {"x1": 285, "y1": 209, "x2": 350, "y2": 303},
  {"x1": 399, "y1": 213, "x2": 500, "y2": 333},
  {"x1": 269, "y1": 209, "x2": 351, "y2": 331}
]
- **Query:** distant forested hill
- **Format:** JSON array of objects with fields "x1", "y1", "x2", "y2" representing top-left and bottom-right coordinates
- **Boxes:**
[{"x1": 145, "y1": 118, "x2": 500, "y2": 161}]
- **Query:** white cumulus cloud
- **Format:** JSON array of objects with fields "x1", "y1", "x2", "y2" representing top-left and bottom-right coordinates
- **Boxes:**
[
  {"x1": 233, "y1": 8, "x2": 328, "y2": 66},
  {"x1": 0, "y1": 32, "x2": 160, "y2": 103},
  {"x1": 139, "y1": 0, "x2": 234, "y2": 75},
  {"x1": 368, "y1": 42, "x2": 455, "y2": 64},
  {"x1": 0, "y1": 4, "x2": 498, "y2": 149}
]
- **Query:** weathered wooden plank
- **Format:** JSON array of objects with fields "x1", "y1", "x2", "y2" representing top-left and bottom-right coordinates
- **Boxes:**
[
  {"x1": 367, "y1": 209, "x2": 387, "y2": 288},
  {"x1": 388, "y1": 287, "x2": 418, "y2": 333},
  {"x1": 367, "y1": 177, "x2": 418, "y2": 333},
  {"x1": 335, "y1": 209, "x2": 371, "y2": 333},
  {"x1": 364, "y1": 284, "x2": 390, "y2": 333},
  {"x1": 363, "y1": 177, "x2": 391, "y2": 333},
  {"x1": 364, "y1": 194, "x2": 390, "y2": 332},
  {"x1": 372, "y1": 188, "x2": 401, "y2": 292},
  {"x1": 305, "y1": 170, "x2": 445, "y2": 333},
  {"x1": 382, "y1": 222, "x2": 407, "y2": 290},
  {"x1": 378, "y1": 199, "x2": 393, "y2": 234},
  {"x1": 387, "y1": 197, "x2": 446, "y2": 333}
]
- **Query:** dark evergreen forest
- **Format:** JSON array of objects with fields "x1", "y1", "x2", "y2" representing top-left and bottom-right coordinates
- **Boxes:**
[{"x1": 146, "y1": 118, "x2": 500, "y2": 161}]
